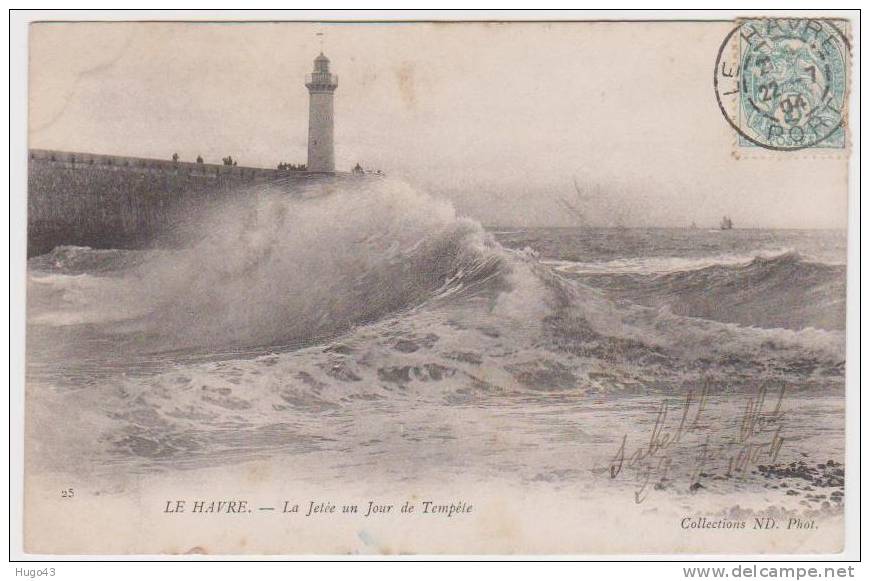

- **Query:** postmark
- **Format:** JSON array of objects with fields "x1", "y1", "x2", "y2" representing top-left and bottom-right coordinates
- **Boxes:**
[{"x1": 714, "y1": 18, "x2": 850, "y2": 153}]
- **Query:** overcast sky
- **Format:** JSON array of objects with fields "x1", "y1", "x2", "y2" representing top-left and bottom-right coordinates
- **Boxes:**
[{"x1": 29, "y1": 21, "x2": 848, "y2": 228}]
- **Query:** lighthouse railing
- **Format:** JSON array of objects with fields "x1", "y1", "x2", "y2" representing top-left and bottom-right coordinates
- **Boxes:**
[{"x1": 305, "y1": 73, "x2": 338, "y2": 86}]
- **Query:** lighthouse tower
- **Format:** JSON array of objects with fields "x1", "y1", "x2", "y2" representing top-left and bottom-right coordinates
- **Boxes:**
[{"x1": 305, "y1": 53, "x2": 338, "y2": 173}]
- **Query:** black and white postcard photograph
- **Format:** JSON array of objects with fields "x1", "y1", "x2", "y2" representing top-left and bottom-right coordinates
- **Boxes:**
[{"x1": 7, "y1": 9, "x2": 862, "y2": 567}]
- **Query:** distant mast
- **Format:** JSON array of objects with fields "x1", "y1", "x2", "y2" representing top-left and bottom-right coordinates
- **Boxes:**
[
  {"x1": 720, "y1": 216, "x2": 733, "y2": 230},
  {"x1": 305, "y1": 43, "x2": 338, "y2": 173}
]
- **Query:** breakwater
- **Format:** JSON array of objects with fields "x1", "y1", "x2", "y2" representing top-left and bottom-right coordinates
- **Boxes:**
[{"x1": 27, "y1": 149, "x2": 345, "y2": 256}]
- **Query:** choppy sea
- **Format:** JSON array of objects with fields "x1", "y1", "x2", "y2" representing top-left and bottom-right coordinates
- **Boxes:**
[{"x1": 25, "y1": 179, "x2": 847, "y2": 515}]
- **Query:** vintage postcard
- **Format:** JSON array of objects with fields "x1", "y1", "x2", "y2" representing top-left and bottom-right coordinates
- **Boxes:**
[{"x1": 14, "y1": 12, "x2": 858, "y2": 557}]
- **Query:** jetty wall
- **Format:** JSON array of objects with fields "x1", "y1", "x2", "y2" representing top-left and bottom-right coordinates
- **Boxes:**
[{"x1": 27, "y1": 149, "x2": 337, "y2": 256}]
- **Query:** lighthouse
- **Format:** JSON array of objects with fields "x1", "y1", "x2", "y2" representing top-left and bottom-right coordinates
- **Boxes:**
[{"x1": 305, "y1": 53, "x2": 338, "y2": 173}]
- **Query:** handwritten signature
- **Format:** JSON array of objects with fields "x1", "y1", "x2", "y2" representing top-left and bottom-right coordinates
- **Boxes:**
[{"x1": 604, "y1": 381, "x2": 787, "y2": 503}]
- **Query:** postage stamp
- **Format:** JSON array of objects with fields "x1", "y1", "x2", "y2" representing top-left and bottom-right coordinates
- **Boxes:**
[{"x1": 714, "y1": 18, "x2": 850, "y2": 154}]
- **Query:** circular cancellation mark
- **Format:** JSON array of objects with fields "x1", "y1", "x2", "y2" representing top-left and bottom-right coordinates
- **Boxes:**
[{"x1": 714, "y1": 19, "x2": 849, "y2": 152}]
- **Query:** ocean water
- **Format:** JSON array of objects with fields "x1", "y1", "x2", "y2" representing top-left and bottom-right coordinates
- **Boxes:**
[{"x1": 25, "y1": 179, "x2": 847, "y2": 521}]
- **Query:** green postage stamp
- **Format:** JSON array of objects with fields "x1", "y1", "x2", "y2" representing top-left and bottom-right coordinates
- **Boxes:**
[{"x1": 715, "y1": 18, "x2": 850, "y2": 152}]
